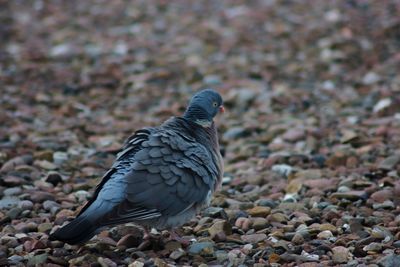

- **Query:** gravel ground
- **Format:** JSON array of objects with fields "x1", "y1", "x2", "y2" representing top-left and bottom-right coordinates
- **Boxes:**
[{"x1": 1, "y1": 0, "x2": 400, "y2": 266}]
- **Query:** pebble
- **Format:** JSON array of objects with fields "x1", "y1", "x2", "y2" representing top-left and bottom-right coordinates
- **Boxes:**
[
  {"x1": 53, "y1": 151, "x2": 69, "y2": 165},
  {"x1": 332, "y1": 246, "x2": 351, "y2": 263},
  {"x1": 45, "y1": 171, "x2": 63, "y2": 186},
  {"x1": 208, "y1": 220, "x2": 232, "y2": 240},
  {"x1": 363, "y1": 242, "x2": 383, "y2": 252},
  {"x1": 370, "y1": 189, "x2": 392, "y2": 203},
  {"x1": 255, "y1": 199, "x2": 277, "y2": 208},
  {"x1": 247, "y1": 206, "x2": 271, "y2": 217},
  {"x1": 43, "y1": 200, "x2": 60, "y2": 212},
  {"x1": 251, "y1": 217, "x2": 268, "y2": 230},
  {"x1": 235, "y1": 217, "x2": 252, "y2": 231},
  {"x1": 203, "y1": 207, "x2": 227, "y2": 218},
  {"x1": 34, "y1": 160, "x2": 57, "y2": 170},
  {"x1": 38, "y1": 222, "x2": 53, "y2": 233},
  {"x1": 117, "y1": 234, "x2": 142, "y2": 248},
  {"x1": 169, "y1": 248, "x2": 186, "y2": 260},
  {"x1": 7, "y1": 255, "x2": 24, "y2": 265},
  {"x1": 6, "y1": 207, "x2": 22, "y2": 219},
  {"x1": 378, "y1": 155, "x2": 400, "y2": 170},
  {"x1": 0, "y1": 196, "x2": 19, "y2": 209},
  {"x1": 271, "y1": 164, "x2": 293, "y2": 177},
  {"x1": 330, "y1": 190, "x2": 367, "y2": 200},
  {"x1": 128, "y1": 261, "x2": 145, "y2": 267},
  {"x1": 3, "y1": 187, "x2": 22, "y2": 196},
  {"x1": 268, "y1": 213, "x2": 287, "y2": 223},
  {"x1": 188, "y1": 242, "x2": 214, "y2": 256},
  {"x1": 373, "y1": 200, "x2": 394, "y2": 209},
  {"x1": 98, "y1": 257, "x2": 117, "y2": 267},
  {"x1": 317, "y1": 230, "x2": 333, "y2": 239},
  {"x1": 75, "y1": 190, "x2": 91, "y2": 202},
  {"x1": 18, "y1": 200, "x2": 34, "y2": 210},
  {"x1": 27, "y1": 254, "x2": 48, "y2": 265},
  {"x1": 241, "y1": 233, "x2": 266, "y2": 243},
  {"x1": 377, "y1": 254, "x2": 400, "y2": 267},
  {"x1": 30, "y1": 191, "x2": 55, "y2": 203}
]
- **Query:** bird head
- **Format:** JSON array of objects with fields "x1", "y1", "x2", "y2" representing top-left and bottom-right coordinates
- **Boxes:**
[{"x1": 183, "y1": 89, "x2": 224, "y2": 127}]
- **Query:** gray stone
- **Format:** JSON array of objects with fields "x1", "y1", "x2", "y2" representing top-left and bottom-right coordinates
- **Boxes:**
[
  {"x1": 27, "y1": 254, "x2": 48, "y2": 265},
  {"x1": 0, "y1": 197, "x2": 19, "y2": 209},
  {"x1": 379, "y1": 155, "x2": 400, "y2": 170},
  {"x1": 203, "y1": 207, "x2": 227, "y2": 218},
  {"x1": 377, "y1": 254, "x2": 400, "y2": 267},
  {"x1": 169, "y1": 248, "x2": 186, "y2": 260},
  {"x1": 7, "y1": 255, "x2": 24, "y2": 265},
  {"x1": 3, "y1": 187, "x2": 22, "y2": 196},
  {"x1": 6, "y1": 207, "x2": 22, "y2": 219},
  {"x1": 188, "y1": 242, "x2": 214, "y2": 256}
]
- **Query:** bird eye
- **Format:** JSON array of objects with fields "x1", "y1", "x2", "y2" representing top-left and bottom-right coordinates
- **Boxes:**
[{"x1": 213, "y1": 102, "x2": 218, "y2": 107}]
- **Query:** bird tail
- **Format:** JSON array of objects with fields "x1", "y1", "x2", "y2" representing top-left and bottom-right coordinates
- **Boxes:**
[{"x1": 49, "y1": 216, "x2": 98, "y2": 245}]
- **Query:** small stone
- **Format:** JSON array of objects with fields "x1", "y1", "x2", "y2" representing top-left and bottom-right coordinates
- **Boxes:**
[
  {"x1": 373, "y1": 200, "x2": 395, "y2": 209},
  {"x1": 363, "y1": 242, "x2": 383, "y2": 253},
  {"x1": 330, "y1": 190, "x2": 367, "y2": 200},
  {"x1": 188, "y1": 242, "x2": 214, "y2": 256},
  {"x1": 332, "y1": 246, "x2": 351, "y2": 263},
  {"x1": 7, "y1": 255, "x2": 24, "y2": 265},
  {"x1": 378, "y1": 155, "x2": 400, "y2": 170},
  {"x1": 0, "y1": 155, "x2": 33, "y2": 173},
  {"x1": 203, "y1": 207, "x2": 227, "y2": 218},
  {"x1": 242, "y1": 244, "x2": 253, "y2": 254},
  {"x1": 0, "y1": 197, "x2": 19, "y2": 209},
  {"x1": 38, "y1": 222, "x2": 53, "y2": 233},
  {"x1": 208, "y1": 220, "x2": 232, "y2": 240},
  {"x1": 282, "y1": 128, "x2": 305, "y2": 142},
  {"x1": 98, "y1": 257, "x2": 117, "y2": 267},
  {"x1": 377, "y1": 254, "x2": 400, "y2": 267},
  {"x1": 247, "y1": 206, "x2": 271, "y2": 217},
  {"x1": 268, "y1": 213, "x2": 287, "y2": 223},
  {"x1": 363, "y1": 72, "x2": 380, "y2": 85},
  {"x1": 370, "y1": 189, "x2": 392, "y2": 203},
  {"x1": 27, "y1": 254, "x2": 48, "y2": 265},
  {"x1": 53, "y1": 151, "x2": 69, "y2": 165},
  {"x1": 251, "y1": 217, "x2": 268, "y2": 230},
  {"x1": 241, "y1": 233, "x2": 266, "y2": 243},
  {"x1": 117, "y1": 234, "x2": 142, "y2": 248},
  {"x1": 255, "y1": 199, "x2": 277, "y2": 208},
  {"x1": 30, "y1": 191, "x2": 55, "y2": 203},
  {"x1": 317, "y1": 230, "x2": 333, "y2": 239},
  {"x1": 3, "y1": 187, "x2": 22, "y2": 196},
  {"x1": 18, "y1": 200, "x2": 34, "y2": 210},
  {"x1": 393, "y1": 240, "x2": 400, "y2": 248},
  {"x1": 6, "y1": 207, "x2": 22, "y2": 219},
  {"x1": 318, "y1": 223, "x2": 337, "y2": 232},
  {"x1": 128, "y1": 261, "x2": 145, "y2": 267},
  {"x1": 43, "y1": 200, "x2": 60, "y2": 212},
  {"x1": 271, "y1": 164, "x2": 293, "y2": 177},
  {"x1": 304, "y1": 178, "x2": 336, "y2": 191},
  {"x1": 285, "y1": 178, "x2": 303, "y2": 194},
  {"x1": 373, "y1": 98, "x2": 391, "y2": 113},
  {"x1": 169, "y1": 248, "x2": 186, "y2": 260},
  {"x1": 45, "y1": 171, "x2": 63, "y2": 186},
  {"x1": 235, "y1": 217, "x2": 252, "y2": 231},
  {"x1": 34, "y1": 160, "x2": 57, "y2": 170},
  {"x1": 75, "y1": 190, "x2": 91, "y2": 202},
  {"x1": 292, "y1": 233, "x2": 305, "y2": 245},
  {"x1": 31, "y1": 240, "x2": 46, "y2": 250}
]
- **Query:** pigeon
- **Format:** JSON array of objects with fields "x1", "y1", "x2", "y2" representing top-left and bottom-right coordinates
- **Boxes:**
[{"x1": 50, "y1": 89, "x2": 224, "y2": 245}]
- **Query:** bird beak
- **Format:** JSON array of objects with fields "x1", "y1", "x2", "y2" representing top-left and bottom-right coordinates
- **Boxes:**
[{"x1": 219, "y1": 105, "x2": 225, "y2": 113}]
